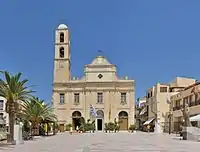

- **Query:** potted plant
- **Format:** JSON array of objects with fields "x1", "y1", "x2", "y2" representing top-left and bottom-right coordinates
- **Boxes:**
[
  {"x1": 104, "y1": 123, "x2": 108, "y2": 133},
  {"x1": 107, "y1": 122, "x2": 115, "y2": 133},
  {"x1": 65, "y1": 123, "x2": 72, "y2": 131},
  {"x1": 129, "y1": 124, "x2": 136, "y2": 133},
  {"x1": 114, "y1": 119, "x2": 119, "y2": 133}
]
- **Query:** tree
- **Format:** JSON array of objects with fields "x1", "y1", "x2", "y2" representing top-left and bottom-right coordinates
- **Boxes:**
[
  {"x1": 0, "y1": 71, "x2": 34, "y2": 143},
  {"x1": 19, "y1": 97, "x2": 57, "y2": 135}
]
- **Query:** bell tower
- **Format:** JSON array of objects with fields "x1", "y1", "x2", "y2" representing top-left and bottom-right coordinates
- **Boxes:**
[{"x1": 53, "y1": 24, "x2": 71, "y2": 83}]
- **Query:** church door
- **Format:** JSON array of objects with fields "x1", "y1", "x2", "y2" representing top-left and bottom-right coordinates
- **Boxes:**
[{"x1": 118, "y1": 111, "x2": 128, "y2": 130}]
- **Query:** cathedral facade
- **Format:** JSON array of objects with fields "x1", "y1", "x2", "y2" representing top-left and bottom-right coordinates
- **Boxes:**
[{"x1": 52, "y1": 24, "x2": 135, "y2": 131}]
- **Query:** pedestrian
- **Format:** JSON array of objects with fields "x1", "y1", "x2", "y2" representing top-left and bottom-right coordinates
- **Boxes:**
[
  {"x1": 147, "y1": 125, "x2": 150, "y2": 132},
  {"x1": 70, "y1": 126, "x2": 73, "y2": 135},
  {"x1": 76, "y1": 126, "x2": 79, "y2": 133}
]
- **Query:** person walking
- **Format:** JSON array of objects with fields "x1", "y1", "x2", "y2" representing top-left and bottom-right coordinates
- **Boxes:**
[
  {"x1": 70, "y1": 126, "x2": 73, "y2": 135},
  {"x1": 147, "y1": 125, "x2": 150, "y2": 132},
  {"x1": 76, "y1": 126, "x2": 79, "y2": 133}
]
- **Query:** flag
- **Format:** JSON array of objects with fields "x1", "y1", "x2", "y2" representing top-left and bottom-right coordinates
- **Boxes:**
[
  {"x1": 108, "y1": 104, "x2": 111, "y2": 121},
  {"x1": 166, "y1": 95, "x2": 171, "y2": 104},
  {"x1": 90, "y1": 104, "x2": 97, "y2": 117}
]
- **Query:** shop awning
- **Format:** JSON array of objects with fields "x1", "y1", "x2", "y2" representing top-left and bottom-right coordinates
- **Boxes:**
[
  {"x1": 190, "y1": 114, "x2": 200, "y2": 122},
  {"x1": 143, "y1": 117, "x2": 155, "y2": 125},
  {"x1": 0, "y1": 119, "x2": 6, "y2": 124},
  {"x1": 139, "y1": 107, "x2": 147, "y2": 115}
]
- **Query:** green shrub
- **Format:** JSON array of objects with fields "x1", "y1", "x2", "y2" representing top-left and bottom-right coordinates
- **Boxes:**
[
  {"x1": 129, "y1": 124, "x2": 136, "y2": 131},
  {"x1": 104, "y1": 123, "x2": 108, "y2": 132},
  {"x1": 79, "y1": 119, "x2": 95, "y2": 132},
  {"x1": 65, "y1": 123, "x2": 72, "y2": 131},
  {"x1": 104, "y1": 122, "x2": 115, "y2": 132}
]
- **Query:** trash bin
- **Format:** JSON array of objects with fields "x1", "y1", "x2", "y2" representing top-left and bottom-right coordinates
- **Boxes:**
[{"x1": 182, "y1": 131, "x2": 187, "y2": 140}]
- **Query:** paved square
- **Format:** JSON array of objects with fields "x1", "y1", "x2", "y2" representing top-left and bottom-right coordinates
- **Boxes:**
[{"x1": 1, "y1": 132, "x2": 200, "y2": 152}]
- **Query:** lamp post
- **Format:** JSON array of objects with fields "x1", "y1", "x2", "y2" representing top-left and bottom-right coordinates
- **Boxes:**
[{"x1": 168, "y1": 110, "x2": 172, "y2": 134}]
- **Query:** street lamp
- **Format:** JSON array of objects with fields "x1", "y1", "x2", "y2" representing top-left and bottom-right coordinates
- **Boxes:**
[{"x1": 168, "y1": 110, "x2": 172, "y2": 134}]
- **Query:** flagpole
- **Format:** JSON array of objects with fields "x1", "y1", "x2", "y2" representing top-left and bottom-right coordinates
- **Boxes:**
[
  {"x1": 90, "y1": 105, "x2": 97, "y2": 132},
  {"x1": 109, "y1": 104, "x2": 111, "y2": 121},
  {"x1": 167, "y1": 93, "x2": 172, "y2": 134}
]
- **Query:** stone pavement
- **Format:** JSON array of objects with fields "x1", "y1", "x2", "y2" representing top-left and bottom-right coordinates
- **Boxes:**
[{"x1": 1, "y1": 132, "x2": 200, "y2": 152}]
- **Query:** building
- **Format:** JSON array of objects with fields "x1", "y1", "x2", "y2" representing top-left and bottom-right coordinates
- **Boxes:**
[
  {"x1": 171, "y1": 81, "x2": 200, "y2": 132},
  {"x1": 145, "y1": 77, "x2": 196, "y2": 133},
  {"x1": 135, "y1": 97, "x2": 148, "y2": 130},
  {"x1": 52, "y1": 24, "x2": 135, "y2": 132},
  {"x1": 137, "y1": 97, "x2": 147, "y2": 108},
  {"x1": 0, "y1": 96, "x2": 7, "y2": 126}
]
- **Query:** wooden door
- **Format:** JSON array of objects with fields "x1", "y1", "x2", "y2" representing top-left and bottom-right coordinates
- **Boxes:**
[
  {"x1": 60, "y1": 124, "x2": 64, "y2": 132},
  {"x1": 119, "y1": 118, "x2": 128, "y2": 130}
]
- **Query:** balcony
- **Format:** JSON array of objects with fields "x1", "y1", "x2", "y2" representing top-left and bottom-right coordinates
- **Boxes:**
[
  {"x1": 73, "y1": 102, "x2": 80, "y2": 106},
  {"x1": 120, "y1": 101, "x2": 127, "y2": 105},
  {"x1": 173, "y1": 100, "x2": 200, "y2": 111},
  {"x1": 195, "y1": 100, "x2": 200, "y2": 106},
  {"x1": 173, "y1": 105, "x2": 183, "y2": 111}
]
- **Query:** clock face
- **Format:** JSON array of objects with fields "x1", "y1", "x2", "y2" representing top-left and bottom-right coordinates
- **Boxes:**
[{"x1": 59, "y1": 62, "x2": 64, "y2": 68}]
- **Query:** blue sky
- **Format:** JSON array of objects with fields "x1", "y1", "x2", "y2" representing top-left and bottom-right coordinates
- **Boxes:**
[{"x1": 0, "y1": 0, "x2": 200, "y2": 103}]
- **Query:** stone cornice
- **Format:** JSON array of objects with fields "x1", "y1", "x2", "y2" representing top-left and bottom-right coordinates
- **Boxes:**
[
  {"x1": 85, "y1": 64, "x2": 116, "y2": 68},
  {"x1": 57, "y1": 108, "x2": 66, "y2": 110},
  {"x1": 56, "y1": 28, "x2": 68, "y2": 31},
  {"x1": 54, "y1": 58, "x2": 70, "y2": 61},
  {"x1": 70, "y1": 108, "x2": 83, "y2": 110},
  {"x1": 55, "y1": 42, "x2": 69, "y2": 45},
  {"x1": 53, "y1": 80, "x2": 134, "y2": 86},
  {"x1": 117, "y1": 108, "x2": 130, "y2": 110},
  {"x1": 85, "y1": 70, "x2": 116, "y2": 73},
  {"x1": 53, "y1": 88, "x2": 134, "y2": 93}
]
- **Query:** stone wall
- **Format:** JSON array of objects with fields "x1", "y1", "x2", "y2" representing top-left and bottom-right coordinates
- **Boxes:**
[{"x1": 184, "y1": 127, "x2": 200, "y2": 141}]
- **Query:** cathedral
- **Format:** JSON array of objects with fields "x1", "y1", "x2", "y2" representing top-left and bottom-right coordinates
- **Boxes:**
[{"x1": 52, "y1": 24, "x2": 135, "y2": 132}]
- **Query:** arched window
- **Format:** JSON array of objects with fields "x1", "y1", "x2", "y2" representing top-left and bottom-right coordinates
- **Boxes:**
[
  {"x1": 59, "y1": 47, "x2": 64, "y2": 58},
  {"x1": 96, "y1": 110, "x2": 104, "y2": 118},
  {"x1": 118, "y1": 111, "x2": 128, "y2": 118},
  {"x1": 72, "y1": 111, "x2": 82, "y2": 118},
  {"x1": 60, "y1": 32, "x2": 64, "y2": 43}
]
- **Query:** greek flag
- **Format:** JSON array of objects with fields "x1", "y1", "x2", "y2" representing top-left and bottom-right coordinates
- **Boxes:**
[{"x1": 90, "y1": 104, "x2": 97, "y2": 117}]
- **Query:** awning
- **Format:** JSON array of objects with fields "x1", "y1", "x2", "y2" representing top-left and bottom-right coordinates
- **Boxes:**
[
  {"x1": 139, "y1": 107, "x2": 147, "y2": 115},
  {"x1": 143, "y1": 117, "x2": 155, "y2": 125},
  {"x1": 190, "y1": 114, "x2": 200, "y2": 122},
  {"x1": 0, "y1": 119, "x2": 6, "y2": 124}
]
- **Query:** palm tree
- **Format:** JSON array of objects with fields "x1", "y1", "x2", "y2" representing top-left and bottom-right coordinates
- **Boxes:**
[
  {"x1": 19, "y1": 97, "x2": 57, "y2": 135},
  {"x1": 0, "y1": 71, "x2": 34, "y2": 143}
]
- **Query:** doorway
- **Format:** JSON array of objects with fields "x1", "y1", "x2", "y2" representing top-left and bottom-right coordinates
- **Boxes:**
[
  {"x1": 118, "y1": 111, "x2": 128, "y2": 130},
  {"x1": 119, "y1": 118, "x2": 128, "y2": 130},
  {"x1": 59, "y1": 124, "x2": 64, "y2": 132},
  {"x1": 97, "y1": 119, "x2": 103, "y2": 131},
  {"x1": 72, "y1": 118, "x2": 81, "y2": 129},
  {"x1": 72, "y1": 111, "x2": 82, "y2": 129}
]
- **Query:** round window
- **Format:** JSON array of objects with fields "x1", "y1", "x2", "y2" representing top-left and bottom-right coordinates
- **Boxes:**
[{"x1": 98, "y1": 74, "x2": 103, "y2": 79}]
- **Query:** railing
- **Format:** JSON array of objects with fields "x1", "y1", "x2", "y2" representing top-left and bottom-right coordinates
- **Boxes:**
[
  {"x1": 173, "y1": 105, "x2": 183, "y2": 111},
  {"x1": 173, "y1": 101, "x2": 200, "y2": 111},
  {"x1": 73, "y1": 102, "x2": 80, "y2": 106},
  {"x1": 189, "y1": 102, "x2": 195, "y2": 107},
  {"x1": 120, "y1": 101, "x2": 127, "y2": 105},
  {"x1": 195, "y1": 100, "x2": 200, "y2": 106}
]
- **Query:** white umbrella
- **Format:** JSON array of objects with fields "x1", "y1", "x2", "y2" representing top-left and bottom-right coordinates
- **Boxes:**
[{"x1": 190, "y1": 114, "x2": 200, "y2": 122}]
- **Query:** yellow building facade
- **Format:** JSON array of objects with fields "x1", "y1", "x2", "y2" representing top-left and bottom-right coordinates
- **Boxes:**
[
  {"x1": 145, "y1": 77, "x2": 196, "y2": 133},
  {"x1": 52, "y1": 24, "x2": 135, "y2": 131},
  {"x1": 171, "y1": 81, "x2": 200, "y2": 132}
]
